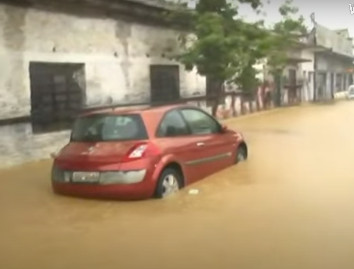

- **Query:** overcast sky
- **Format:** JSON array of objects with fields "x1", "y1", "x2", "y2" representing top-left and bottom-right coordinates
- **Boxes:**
[
  {"x1": 238, "y1": 0, "x2": 354, "y2": 36},
  {"x1": 173, "y1": 0, "x2": 354, "y2": 36}
]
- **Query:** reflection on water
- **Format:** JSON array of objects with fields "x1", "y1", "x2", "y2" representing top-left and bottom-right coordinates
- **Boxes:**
[{"x1": 2, "y1": 102, "x2": 354, "y2": 269}]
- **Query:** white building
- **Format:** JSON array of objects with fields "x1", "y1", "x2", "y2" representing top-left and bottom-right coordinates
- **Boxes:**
[
  {"x1": 309, "y1": 25, "x2": 354, "y2": 101},
  {"x1": 0, "y1": 0, "x2": 205, "y2": 167}
]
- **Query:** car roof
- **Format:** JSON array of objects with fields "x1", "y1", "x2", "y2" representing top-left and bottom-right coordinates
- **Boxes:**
[{"x1": 80, "y1": 103, "x2": 195, "y2": 117}]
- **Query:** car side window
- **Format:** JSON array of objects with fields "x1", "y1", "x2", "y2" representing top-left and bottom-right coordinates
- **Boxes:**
[
  {"x1": 180, "y1": 108, "x2": 220, "y2": 135},
  {"x1": 157, "y1": 110, "x2": 190, "y2": 137}
]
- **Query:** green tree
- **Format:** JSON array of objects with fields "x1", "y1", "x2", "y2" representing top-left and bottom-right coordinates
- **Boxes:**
[
  {"x1": 167, "y1": 0, "x2": 264, "y2": 116},
  {"x1": 231, "y1": 0, "x2": 306, "y2": 108},
  {"x1": 233, "y1": 21, "x2": 269, "y2": 108}
]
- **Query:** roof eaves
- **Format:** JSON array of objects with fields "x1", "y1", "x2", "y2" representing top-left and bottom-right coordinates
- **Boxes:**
[{"x1": 120, "y1": 0, "x2": 176, "y2": 10}]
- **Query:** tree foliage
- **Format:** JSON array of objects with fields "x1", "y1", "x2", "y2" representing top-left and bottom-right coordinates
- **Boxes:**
[
  {"x1": 170, "y1": 0, "x2": 269, "y2": 104},
  {"x1": 172, "y1": 0, "x2": 264, "y2": 86},
  {"x1": 164, "y1": 0, "x2": 306, "y2": 112},
  {"x1": 265, "y1": 0, "x2": 307, "y2": 73}
]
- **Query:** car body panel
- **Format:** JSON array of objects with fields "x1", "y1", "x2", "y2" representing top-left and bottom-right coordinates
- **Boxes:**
[
  {"x1": 55, "y1": 140, "x2": 148, "y2": 171},
  {"x1": 52, "y1": 179, "x2": 154, "y2": 200},
  {"x1": 183, "y1": 133, "x2": 233, "y2": 182}
]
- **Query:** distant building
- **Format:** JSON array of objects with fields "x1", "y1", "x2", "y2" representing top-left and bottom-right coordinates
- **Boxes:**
[
  {"x1": 308, "y1": 24, "x2": 354, "y2": 101},
  {"x1": 280, "y1": 36, "x2": 315, "y2": 105},
  {"x1": 255, "y1": 36, "x2": 316, "y2": 105},
  {"x1": 260, "y1": 24, "x2": 354, "y2": 104}
]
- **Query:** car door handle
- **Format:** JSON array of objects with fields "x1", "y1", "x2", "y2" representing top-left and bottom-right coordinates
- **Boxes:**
[{"x1": 196, "y1": 142, "x2": 205, "y2": 147}]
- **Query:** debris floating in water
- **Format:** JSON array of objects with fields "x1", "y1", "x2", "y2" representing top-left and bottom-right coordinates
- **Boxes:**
[{"x1": 189, "y1": 189, "x2": 200, "y2": 195}]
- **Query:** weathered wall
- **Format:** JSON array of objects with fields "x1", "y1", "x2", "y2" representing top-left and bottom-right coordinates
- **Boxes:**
[
  {"x1": 316, "y1": 54, "x2": 351, "y2": 73},
  {"x1": 314, "y1": 27, "x2": 353, "y2": 96},
  {"x1": 0, "y1": 3, "x2": 205, "y2": 168},
  {"x1": 300, "y1": 49, "x2": 315, "y2": 73},
  {"x1": 0, "y1": 3, "x2": 205, "y2": 118},
  {"x1": 0, "y1": 125, "x2": 70, "y2": 167},
  {"x1": 316, "y1": 53, "x2": 353, "y2": 98}
]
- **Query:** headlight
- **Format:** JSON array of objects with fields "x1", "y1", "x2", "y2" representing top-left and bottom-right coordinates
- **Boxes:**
[{"x1": 100, "y1": 170, "x2": 146, "y2": 185}]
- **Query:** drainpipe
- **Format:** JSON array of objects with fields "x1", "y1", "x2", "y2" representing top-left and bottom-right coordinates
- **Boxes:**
[
  {"x1": 311, "y1": 12, "x2": 317, "y2": 102},
  {"x1": 313, "y1": 51, "x2": 317, "y2": 102}
]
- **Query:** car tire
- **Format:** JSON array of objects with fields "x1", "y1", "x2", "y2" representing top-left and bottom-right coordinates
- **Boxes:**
[
  {"x1": 155, "y1": 168, "x2": 182, "y2": 199},
  {"x1": 235, "y1": 145, "x2": 247, "y2": 164}
]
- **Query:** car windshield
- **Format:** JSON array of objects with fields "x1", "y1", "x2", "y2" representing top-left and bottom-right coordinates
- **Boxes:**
[{"x1": 71, "y1": 114, "x2": 148, "y2": 142}]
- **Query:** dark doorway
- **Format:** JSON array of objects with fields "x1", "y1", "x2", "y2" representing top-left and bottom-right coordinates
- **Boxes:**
[
  {"x1": 29, "y1": 62, "x2": 86, "y2": 134},
  {"x1": 330, "y1": 73, "x2": 334, "y2": 98},
  {"x1": 150, "y1": 65, "x2": 180, "y2": 104},
  {"x1": 336, "y1": 73, "x2": 342, "y2": 92},
  {"x1": 288, "y1": 69, "x2": 297, "y2": 104},
  {"x1": 288, "y1": 69, "x2": 297, "y2": 85},
  {"x1": 342, "y1": 74, "x2": 347, "y2": 91},
  {"x1": 316, "y1": 72, "x2": 327, "y2": 100}
]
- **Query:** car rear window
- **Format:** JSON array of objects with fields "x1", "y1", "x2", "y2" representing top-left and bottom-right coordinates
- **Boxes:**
[{"x1": 71, "y1": 114, "x2": 148, "y2": 142}]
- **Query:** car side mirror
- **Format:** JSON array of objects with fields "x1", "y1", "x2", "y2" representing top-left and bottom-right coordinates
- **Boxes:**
[{"x1": 221, "y1": 125, "x2": 229, "y2": 133}]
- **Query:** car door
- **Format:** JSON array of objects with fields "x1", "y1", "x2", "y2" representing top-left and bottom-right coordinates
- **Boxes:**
[
  {"x1": 179, "y1": 108, "x2": 236, "y2": 180},
  {"x1": 155, "y1": 109, "x2": 214, "y2": 184}
]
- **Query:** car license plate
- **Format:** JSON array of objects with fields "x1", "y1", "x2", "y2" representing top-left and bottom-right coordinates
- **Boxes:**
[{"x1": 72, "y1": 172, "x2": 100, "y2": 183}]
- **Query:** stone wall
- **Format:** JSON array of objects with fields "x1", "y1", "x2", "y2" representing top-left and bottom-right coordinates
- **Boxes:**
[{"x1": 0, "y1": 124, "x2": 70, "y2": 167}]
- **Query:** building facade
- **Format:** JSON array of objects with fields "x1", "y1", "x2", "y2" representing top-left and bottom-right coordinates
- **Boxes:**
[
  {"x1": 310, "y1": 25, "x2": 354, "y2": 101},
  {"x1": 256, "y1": 37, "x2": 316, "y2": 105},
  {"x1": 274, "y1": 25, "x2": 354, "y2": 104},
  {"x1": 0, "y1": 0, "x2": 205, "y2": 167}
]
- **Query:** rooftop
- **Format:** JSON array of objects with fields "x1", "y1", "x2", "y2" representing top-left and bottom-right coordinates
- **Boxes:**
[
  {"x1": 0, "y1": 0, "x2": 174, "y2": 26},
  {"x1": 314, "y1": 24, "x2": 353, "y2": 57},
  {"x1": 123, "y1": 0, "x2": 174, "y2": 9}
]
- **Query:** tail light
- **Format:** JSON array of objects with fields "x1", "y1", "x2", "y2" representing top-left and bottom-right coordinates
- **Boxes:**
[{"x1": 122, "y1": 142, "x2": 161, "y2": 162}]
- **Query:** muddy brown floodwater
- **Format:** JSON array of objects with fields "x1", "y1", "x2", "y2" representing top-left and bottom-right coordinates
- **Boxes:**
[{"x1": 2, "y1": 102, "x2": 354, "y2": 269}]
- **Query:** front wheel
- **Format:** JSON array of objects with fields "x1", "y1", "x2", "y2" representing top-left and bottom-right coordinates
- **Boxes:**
[{"x1": 155, "y1": 168, "x2": 182, "y2": 199}]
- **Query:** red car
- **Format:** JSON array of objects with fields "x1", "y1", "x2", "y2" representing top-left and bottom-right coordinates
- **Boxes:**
[{"x1": 51, "y1": 104, "x2": 248, "y2": 200}]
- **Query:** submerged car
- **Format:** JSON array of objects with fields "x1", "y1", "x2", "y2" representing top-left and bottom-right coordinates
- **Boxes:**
[{"x1": 51, "y1": 104, "x2": 248, "y2": 200}]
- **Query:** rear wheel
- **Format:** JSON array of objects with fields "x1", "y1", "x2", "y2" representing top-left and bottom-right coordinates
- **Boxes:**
[
  {"x1": 235, "y1": 145, "x2": 247, "y2": 164},
  {"x1": 155, "y1": 168, "x2": 182, "y2": 199}
]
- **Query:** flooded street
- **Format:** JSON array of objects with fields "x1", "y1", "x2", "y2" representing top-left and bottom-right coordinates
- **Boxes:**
[{"x1": 2, "y1": 102, "x2": 354, "y2": 269}]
